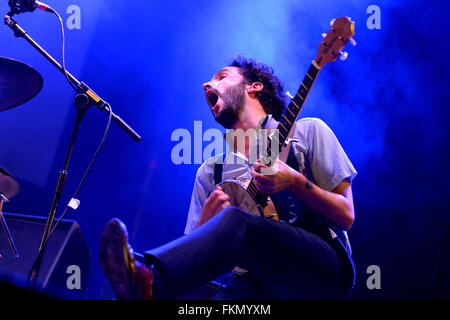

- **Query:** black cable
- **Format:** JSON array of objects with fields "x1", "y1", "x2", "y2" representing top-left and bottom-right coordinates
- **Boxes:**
[
  {"x1": 47, "y1": 104, "x2": 112, "y2": 245},
  {"x1": 29, "y1": 104, "x2": 112, "y2": 287},
  {"x1": 45, "y1": 4, "x2": 78, "y2": 92},
  {"x1": 214, "y1": 272, "x2": 235, "y2": 297},
  {"x1": 36, "y1": 5, "x2": 114, "y2": 251}
]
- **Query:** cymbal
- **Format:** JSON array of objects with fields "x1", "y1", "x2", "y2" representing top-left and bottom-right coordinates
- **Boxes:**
[
  {"x1": 0, "y1": 165, "x2": 19, "y2": 200},
  {"x1": 0, "y1": 57, "x2": 43, "y2": 112}
]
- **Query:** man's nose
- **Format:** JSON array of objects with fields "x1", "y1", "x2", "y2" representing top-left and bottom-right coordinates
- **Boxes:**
[
  {"x1": 202, "y1": 80, "x2": 217, "y2": 91},
  {"x1": 202, "y1": 82, "x2": 210, "y2": 91}
]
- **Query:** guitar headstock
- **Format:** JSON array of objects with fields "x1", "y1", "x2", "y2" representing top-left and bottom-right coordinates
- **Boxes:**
[{"x1": 315, "y1": 17, "x2": 355, "y2": 68}]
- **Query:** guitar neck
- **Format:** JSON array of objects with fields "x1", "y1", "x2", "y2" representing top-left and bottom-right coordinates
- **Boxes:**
[
  {"x1": 246, "y1": 62, "x2": 321, "y2": 205},
  {"x1": 269, "y1": 62, "x2": 320, "y2": 157}
]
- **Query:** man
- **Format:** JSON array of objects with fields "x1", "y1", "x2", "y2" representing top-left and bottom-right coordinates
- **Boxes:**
[{"x1": 99, "y1": 56, "x2": 357, "y2": 299}]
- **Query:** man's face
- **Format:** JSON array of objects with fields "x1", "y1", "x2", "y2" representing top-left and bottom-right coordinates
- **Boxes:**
[{"x1": 203, "y1": 67, "x2": 246, "y2": 129}]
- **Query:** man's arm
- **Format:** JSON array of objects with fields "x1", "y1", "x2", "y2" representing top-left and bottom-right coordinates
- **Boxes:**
[
  {"x1": 251, "y1": 160, "x2": 355, "y2": 231},
  {"x1": 291, "y1": 172, "x2": 354, "y2": 230},
  {"x1": 199, "y1": 186, "x2": 231, "y2": 226},
  {"x1": 185, "y1": 158, "x2": 231, "y2": 232}
]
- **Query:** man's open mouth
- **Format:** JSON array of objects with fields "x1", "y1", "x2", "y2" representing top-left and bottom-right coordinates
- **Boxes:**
[{"x1": 206, "y1": 89, "x2": 219, "y2": 109}]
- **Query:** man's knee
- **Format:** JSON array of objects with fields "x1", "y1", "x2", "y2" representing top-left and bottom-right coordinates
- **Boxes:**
[
  {"x1": 215, "y1": 206, "x2": 254, "y2": 226},
  {"x1": 206, "y1": 206, "x2": 256, "y2": 237}
]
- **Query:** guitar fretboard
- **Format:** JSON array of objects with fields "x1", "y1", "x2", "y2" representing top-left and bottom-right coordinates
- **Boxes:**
[{"x1": 246, "y1": 62, "x2": 321, "y2": 207}]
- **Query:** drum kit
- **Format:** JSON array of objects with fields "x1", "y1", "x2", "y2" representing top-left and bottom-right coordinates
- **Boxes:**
[{"x1": 0, "y1": 56, "x2": 44, "y2": 259}]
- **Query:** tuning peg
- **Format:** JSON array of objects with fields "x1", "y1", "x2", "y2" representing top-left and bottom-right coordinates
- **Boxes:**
[
  {"x1": 286, "y1": 91, "x2": 294, "y2": 99},
  {"x1": 321, "y1": 33, "x2": 327, "y2": 38},
  {"x1": 330, "y1": 18, "x2": 336, "y2": 26},
  {"x1": 349, "y1": 38, "x2": 357, "y2": 46},
  {"x1": 339, "y1": 51, "x2": 348, "y2": 61}
]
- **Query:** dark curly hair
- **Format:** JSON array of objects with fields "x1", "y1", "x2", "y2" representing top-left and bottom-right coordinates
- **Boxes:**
[{"x1": 229, "y1": 55, "x2": 287, "y2": 121}]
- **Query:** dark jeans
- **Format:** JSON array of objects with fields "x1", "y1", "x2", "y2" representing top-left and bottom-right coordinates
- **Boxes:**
[{"x1": 145, "y1": 206, "x2": 351, "y2": 299}]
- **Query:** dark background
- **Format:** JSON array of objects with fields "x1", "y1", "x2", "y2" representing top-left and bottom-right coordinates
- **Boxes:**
[{"x1": 0, "y1": 0, "x2": 449, "y2": 299}]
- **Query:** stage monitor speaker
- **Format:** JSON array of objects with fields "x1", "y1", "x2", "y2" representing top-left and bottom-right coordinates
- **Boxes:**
[{"x1": 0, "y1": 212, "x2": 90, "y2": 298}]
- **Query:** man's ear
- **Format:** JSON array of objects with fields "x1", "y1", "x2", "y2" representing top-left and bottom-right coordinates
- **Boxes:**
[{"x1": 246, "y1": 82, "x2": 264, "y2": 95}]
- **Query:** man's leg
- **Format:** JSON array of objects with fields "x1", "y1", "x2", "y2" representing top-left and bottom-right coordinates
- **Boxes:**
[{"x1": 145, "y1": 206, "x2": 344, "y2": 299}]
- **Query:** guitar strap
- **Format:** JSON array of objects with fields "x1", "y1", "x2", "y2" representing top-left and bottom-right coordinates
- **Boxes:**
[{"x1": 214, "y1": 154, "x2": 225, "y2": 187}]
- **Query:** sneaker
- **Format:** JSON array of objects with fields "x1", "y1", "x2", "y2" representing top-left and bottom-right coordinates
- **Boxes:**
[{"x1": 99, "y1": 218, "x2": 154, "y2": 300}]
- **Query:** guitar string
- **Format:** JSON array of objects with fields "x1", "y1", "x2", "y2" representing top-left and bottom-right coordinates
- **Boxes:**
[{"x1": 244, "y1": 63, "x2": 319, "y2": 205}]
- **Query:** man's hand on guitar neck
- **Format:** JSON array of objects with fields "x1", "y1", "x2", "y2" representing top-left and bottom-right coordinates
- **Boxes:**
[
  {"x1": 199, "y1": 186, "x2": 231, "y2": 226},
  {"x1": 250, "y1": 159, "x2": 297, "y2": 194}
]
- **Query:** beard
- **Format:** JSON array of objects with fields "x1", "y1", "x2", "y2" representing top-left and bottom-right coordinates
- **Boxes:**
[{"x1": 213, "y1": 82, "x2": 246, "y2": 129}]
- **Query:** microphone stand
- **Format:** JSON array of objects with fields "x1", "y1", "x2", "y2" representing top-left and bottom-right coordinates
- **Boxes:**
[{"x1": 4, "y1": 12, "x2": 142, "y2": 288}]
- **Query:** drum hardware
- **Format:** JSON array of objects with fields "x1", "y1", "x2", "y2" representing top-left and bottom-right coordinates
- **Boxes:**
[{"x1": 0, "y1": 165, "x2": 20, "y2": 258}]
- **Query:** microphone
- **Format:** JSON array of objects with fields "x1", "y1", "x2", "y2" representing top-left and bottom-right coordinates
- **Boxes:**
[{"x1": 8, "y1": 0, "x2": 53, "y2": 14}]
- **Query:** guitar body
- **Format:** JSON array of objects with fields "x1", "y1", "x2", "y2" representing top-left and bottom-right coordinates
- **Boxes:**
[{"x1": 218, "y1": 179, "x2": 279, "y2": 220}]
